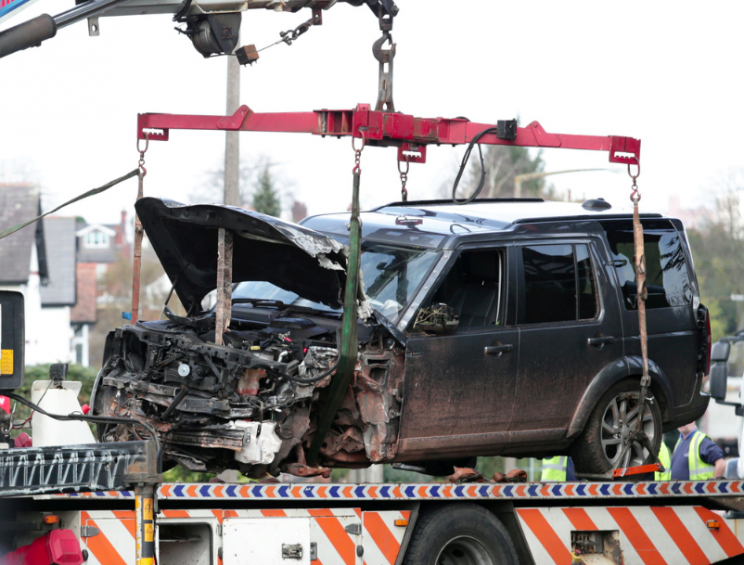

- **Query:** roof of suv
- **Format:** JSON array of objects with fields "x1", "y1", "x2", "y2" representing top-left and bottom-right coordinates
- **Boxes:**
[{"x1": 303, "y1": 198, "x2": 665, "y2": 245}]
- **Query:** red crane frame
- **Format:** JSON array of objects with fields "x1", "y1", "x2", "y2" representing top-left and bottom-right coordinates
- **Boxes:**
[{"x1": 137, "y1": 103, "x2": 640, "y2": 167}]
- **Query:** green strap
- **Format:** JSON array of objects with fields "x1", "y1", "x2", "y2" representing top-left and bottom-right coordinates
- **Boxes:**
[{"x1": 0, "y1": 169, "x2": 138, "y2": 241}]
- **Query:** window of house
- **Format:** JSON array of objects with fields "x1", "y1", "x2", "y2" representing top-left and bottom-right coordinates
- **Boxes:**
[
  {"x1": 426, "y1": 248, "x2": 503, "y2": 329},
  {"x1": 520, "y1": 243, "x2": 598, "y2": 325},
  {"x1": 85, "y1": 230, "x2": 109, "y2": 248},
  {"x1": 605, "y1": 226, "x2": 692, "y2": 310}
]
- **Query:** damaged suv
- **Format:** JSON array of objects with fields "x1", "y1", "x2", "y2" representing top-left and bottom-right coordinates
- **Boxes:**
[{"x1": 92, "y1": 197, "x2": 710, "y2": 478}]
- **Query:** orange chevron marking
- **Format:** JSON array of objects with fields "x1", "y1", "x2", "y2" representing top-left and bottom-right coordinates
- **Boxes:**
[
  {"x1": 659, "y1": 482, "x2": 670, "y2": 495},
  {"x1": 368, "y1": 486, "x2": 378, "y2": 498},
  {"x1": 343, "y1": 486, "x2": 354, "y2": 497},
  {"x1": 563, "y1": 485, "x2": 573, "y2": 496},
  {"x1": 518, "y1": 509, "x2": 572, "y2": 564},
  {"x1": 612, "y1": 484, "x2": 623, "y2": 496},
  {"x1": 393, "y1": 486, "x2": 403, "y2": 498},
  {"x1": 261, "y1": 509, "x2": 288, "y2": 517},
  {"x1": 159, "y1": 485, "x2": 171, "y2": 497},
  {"x1": 186, "y1": 485, "x2": 198, "y2": 497},
  {"x1": 607, "y1": 507, "x2": 668, "y2": 565},
  {"x1": 80, "y1": 512, "x2": 129, "y2": 565},
  {"x1": 588, "y1": 484, "x2": 599, "y2": 496},
  {"x1": 213, "y1": 485, "x2": 224, "y2": 498},
  {"x1": 292, "y1": 485, "x2": 303, "y2": 497},
  {"x1": 364, "y1": 511, "x2": 403, "y2": 565},
  {"x1": 562, "y1": 508, "x2": 598, "y2": 531},
  {"x1": 636, "y1": 484, "x2": 646, "y2": 495},
  {"x1": 161, "y1": 510, "x2": 190, "y2": 518},
  {"x1": 112, "y1": 511, "x2": 136, "y2": 538},
  {"x1": 317, "y1": 486, "x2": 328, "y2": 498},
  {"x1": 651, "y1": 507, "x2": 708, "y2": 565},
  {"x1": 695, "y1": 506, "x2": 744, "y2": 558},
  {"x1": 541, "y1": 485, "x2": 552, "y2": 497},
  {"x1": 418, "y1": 486, "x2": 428, "y2": 497},
  {"x1": 239, "y1": 485, "x2": 251, "y2": 498},
  {"x1": 309, "y1": 510, "x2": 357, "y2": 565}
]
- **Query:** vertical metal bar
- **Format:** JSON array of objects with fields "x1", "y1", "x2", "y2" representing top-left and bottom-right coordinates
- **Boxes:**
[
  {"x1": 215, "y1": 228, "x2": 233, "y2": 346},
  {"x1": 308, "y1": 169, "x2": 362, "y2": 466},
  {"x1": 131, "y1": 172, "x2": 144, "y2": 324},
  {"x1": 135, "y1": 485, "x2": 155, "y2": 565},
  {"x1": 224, "y1": 55, "x2": 241, "y2": 207}
]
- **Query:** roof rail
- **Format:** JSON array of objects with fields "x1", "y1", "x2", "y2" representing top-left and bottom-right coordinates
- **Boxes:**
[{"x1": 378, "y1": 197, "x2": 545, "y2": 208}]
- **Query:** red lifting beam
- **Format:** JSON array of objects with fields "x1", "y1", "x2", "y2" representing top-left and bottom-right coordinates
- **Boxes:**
[{"x1": 137, "y1": 103, "x2": 641, "y2": 166}]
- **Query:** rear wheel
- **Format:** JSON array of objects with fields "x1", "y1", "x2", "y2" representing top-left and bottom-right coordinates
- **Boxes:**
[
  {"x1": 404, "y1": 504, "x2": 518, "y2": 565},
  {"x1": 572, "y1": 379, "x2": 661, "y2": 475}
]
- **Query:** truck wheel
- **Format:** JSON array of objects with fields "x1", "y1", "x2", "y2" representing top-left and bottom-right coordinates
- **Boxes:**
[
  {"x1": 404, "y1": 504, "x2": 518, "y2": 565},
  {"x1": 572, "y1": 379, "x2": 662, "y2": 475}
]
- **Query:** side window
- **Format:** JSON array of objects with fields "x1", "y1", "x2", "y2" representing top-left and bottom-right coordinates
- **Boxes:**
[
  {"x1": 605, "y1": 227, "x2": 692, "y2": 310},
  {"x1": 520, "y1": 243, "x2": 597, "y2": 325},
  {"x1": 424, "y1": 248, "x2": 503, "y2": 329}
]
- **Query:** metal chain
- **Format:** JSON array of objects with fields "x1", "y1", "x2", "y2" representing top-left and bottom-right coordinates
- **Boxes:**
[
  {"x1": 137, "y1": 134, "x2": 149, "y2": 178},
  {"x1": 398, "y1": 157, "x2": 409, "y2": 201},
  {"x1": 258, "y1": 10, "x2": 322, "y2": 52},
  {"x1": 352, "y1": 136, "x2": 365, "y2": 173},
  {"x1": 628, "y1": 162, "x2": 641, "y2": 203}
]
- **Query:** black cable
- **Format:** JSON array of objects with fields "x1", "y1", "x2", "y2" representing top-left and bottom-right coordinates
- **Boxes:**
[
  {"x1": 6, "y1": 393, "x2": 162, "y2": 473},
  {"x1": 451, "y1": 127, "x2": 500, "y2": 205}
]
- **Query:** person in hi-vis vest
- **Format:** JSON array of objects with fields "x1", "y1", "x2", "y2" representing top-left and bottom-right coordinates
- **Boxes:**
[
  {"x1": 670, "y1": 423, "x2": 724, "y2": 480},
  {"x1": 540, "y1": 456, "x2": 576, "y2": 481}
]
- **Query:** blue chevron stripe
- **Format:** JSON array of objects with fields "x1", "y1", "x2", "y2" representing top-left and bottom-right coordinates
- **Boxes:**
[
  {"x1": 599, "y1": 484, "x2": 610, "y2": 496},
  {"x1": 173, "y1": 485, "x2": 185, "y2": 497},
  {"x1": 503, "y1": 486, "x2": 514, "y2": 497},
  {"x1": 623, "y1": 484, "x2": 634, "y2": 495},
  {"x1": 647, "y1": 483, "x2": 657, "y2": 495},
  {"x1": 380, "y1": 486, "x2": 390, "y2": 498},
  {"x1": 720, "y1": 482, "x2": 728, "y2": 494},
  {"x1": 454, "y1": 486, "x2": 465, "y2": 497},
  {"x1": 551, "y1": 485, "x2": 562, "y2": 496},
  {"x1": 405, "y1": 485, "x2": 416, "y2": 498},
  {"x1": 576, "y1": 484, "x2": 586, "y2": 496},
  {"x1": 528, "y1": 485, "x2": 539, "y2": 496},
  {"x1": 329, "y1": 486, "x2": 340, "y2": 498},
  {"x1": 199, "y1": 485, "x2": 211, "y2": 497},
  {"x1": 278, "y1": 485, "x2": 290, "y2": 497}
]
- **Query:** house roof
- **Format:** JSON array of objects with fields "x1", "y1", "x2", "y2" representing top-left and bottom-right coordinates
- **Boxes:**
[
  {"x1": 40, "y1": 217, "x2": 77, "y2": 306},
  {"x1": 0, "y1": 185, "x2": 48, "y2": 284},
  {"x1": 76, "y1": 220, "x2": 119, "y2": 263}
]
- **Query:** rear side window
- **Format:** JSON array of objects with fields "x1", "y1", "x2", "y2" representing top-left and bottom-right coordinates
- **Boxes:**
[
  {"x1": 605, "y1": 226, "x2": 692, "y2": 310},
  {"x1": 520, "y1": 244, "x2": 598, "y2": 324}
]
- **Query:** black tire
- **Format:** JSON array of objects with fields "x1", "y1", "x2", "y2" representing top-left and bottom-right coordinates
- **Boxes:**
[
  {"x1": 572, "y1": 379, "x2": 662, "y2": 475},
  {"x1": 403, "y1": 504, "x2": 518, "y2": 565}
]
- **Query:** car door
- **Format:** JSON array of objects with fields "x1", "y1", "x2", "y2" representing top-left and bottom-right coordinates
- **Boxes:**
[
  {"x1": 398, "y1": 244, "x2": 520, "y2": 459},
  {"x1": 603, "y1": 220, "x2": 700, "y2": 409},
  {"x1": 512, "y1": 240, "x2": 624, "y2": 432}
]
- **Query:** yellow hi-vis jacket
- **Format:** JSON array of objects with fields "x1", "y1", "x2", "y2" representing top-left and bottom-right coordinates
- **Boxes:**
[
  {"x1": 655, "y1": 441, "x2": 672, "y2": 481},
  {"x1": 541, "y1": 456, "x2": 567, "y2": 482},
  {"x1": 673, "y1": 430, "x2": 716, "y2": 481}
]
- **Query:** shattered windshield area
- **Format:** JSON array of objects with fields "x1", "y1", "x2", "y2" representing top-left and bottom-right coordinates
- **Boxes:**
[{"x1": 233, "y1": 241, "x2": 439, "y2": 321}]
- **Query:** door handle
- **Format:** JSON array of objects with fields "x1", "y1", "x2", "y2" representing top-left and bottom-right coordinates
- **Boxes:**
[
  {"x1": 485, "y1": 344, "x2": 513, "y2": 356},
  {"x1": 587, "y1": 336, "x2": 615, "y2": 346}
]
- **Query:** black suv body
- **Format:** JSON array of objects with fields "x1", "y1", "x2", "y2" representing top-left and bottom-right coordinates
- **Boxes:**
[
  {"x1": 305, "y1": 199, "x2": 710, "y2": 469},
  {"x1": 93, "y1": 197, "x2": 709, "y2": 477}
]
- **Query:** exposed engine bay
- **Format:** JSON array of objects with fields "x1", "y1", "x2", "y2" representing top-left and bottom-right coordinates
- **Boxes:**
[{"x1": 92, "y1": 198, "x2": 405, "y2": 478}]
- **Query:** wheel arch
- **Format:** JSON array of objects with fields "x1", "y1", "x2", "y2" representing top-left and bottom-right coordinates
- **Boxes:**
[{"x1": 566, "y1": 356, "x2": 673, "y2": 439}]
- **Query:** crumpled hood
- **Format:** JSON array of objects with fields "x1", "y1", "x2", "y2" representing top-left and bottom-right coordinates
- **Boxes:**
[{"x1": 135, "y1": 198, "x2": 349, "y2": 313}]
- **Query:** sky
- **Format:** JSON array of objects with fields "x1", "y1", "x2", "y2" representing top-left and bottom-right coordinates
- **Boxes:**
[{"x1": 1, "y1": 1, "x2": 743, "y2": 224}]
